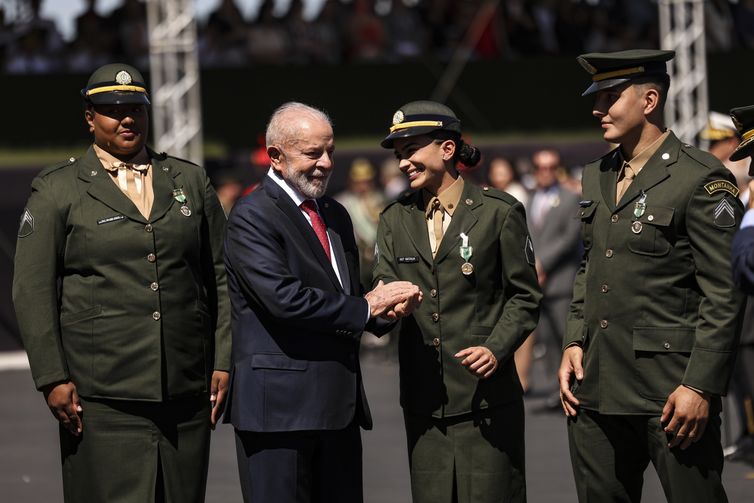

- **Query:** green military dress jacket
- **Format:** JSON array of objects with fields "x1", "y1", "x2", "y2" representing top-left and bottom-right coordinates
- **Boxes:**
[
  {"x1": 13, "y1": 146, "x2": 231, "y2": 401},
  {"x1": 373, "y1": 182, "x2": 542, "y2": 418},
  {"x1": 565, "y1": 132, "x2": 744, "y2": 414}
]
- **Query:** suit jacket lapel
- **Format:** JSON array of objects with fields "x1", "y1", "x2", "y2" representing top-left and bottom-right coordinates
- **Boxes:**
[
  {"x1": 319, "y1": 199, "x2": 352, "y2": 295},
  {"x1": 434, "y1": 184, "x2": 480, "y2": 264},
  {"x1": 266, "y1": 182, "x2": 343, "y2": 291},
  {"x1": 615, "y1": 133, "x2": 677, "y2": 212},
  {"x1": 149, "y1": 152, "x2": 179, "y2": 222},
  {"x1": 399, "y1": 193, "x2": 434, "y2": 267},
  {"x1": 80, "y1": 146, "x2": 147, "y2": 223}
]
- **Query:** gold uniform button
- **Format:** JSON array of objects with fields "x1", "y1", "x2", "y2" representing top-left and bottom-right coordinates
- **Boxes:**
[
  {"x1": 150, "y1": 282, "x2": 159, "y2": 291},
  {"x1": 430, "y1": 288, "x2": 438, "y2": 298},
  {"x1": 611, "y1": 215, "x2": 619, "y2": 223},
  {"x1": 663, "y1": 342, "x2": 670, "y2": 350},
  {"x1": 147, "y1": 253, "x2": 156, "y2": 263},
  {"x1": 600, "y1": 284, "x2": 609, "y2": 293},
  {"x1": 432, "y1": 338, "x2": 440, "y2": 347},
  {"x1": 145, "y1": 224, "x2": 153, "y2": 232},
  {"x1": 605, "y1": 249, "x2": 614, "y2": 258},
  {"x1": 432, "y1": 313, "x2": 440, "y2": 322},
  {"x1": 152, "y1": 311, "x2": 161, "y2": 321},
  {"x1": 599, "y1": 319, "x2": 608, "y2": 329}
]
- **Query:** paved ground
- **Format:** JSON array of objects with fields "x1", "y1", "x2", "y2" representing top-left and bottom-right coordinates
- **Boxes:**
[{"x1": 1, "y1": 350, "x2": 753, "y2": 502}]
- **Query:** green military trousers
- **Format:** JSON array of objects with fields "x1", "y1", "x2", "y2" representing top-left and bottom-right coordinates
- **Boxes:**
[
  {"x1": 60, "y1": 395, "x2": 211, "y2": 503},
  {"x1": 403, "y1": 399, "x2": 526, "y2": 503},
  {"x1": 568, "y1": 408, "x2": 726, "y2": 503}
]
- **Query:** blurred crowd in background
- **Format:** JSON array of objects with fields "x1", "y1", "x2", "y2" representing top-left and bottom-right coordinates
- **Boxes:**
[{"x1": 3, "y1": 0, "x2": 754, "y2": 74}]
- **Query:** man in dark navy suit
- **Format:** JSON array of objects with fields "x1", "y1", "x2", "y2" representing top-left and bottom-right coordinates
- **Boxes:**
[
  {"x1": 223, "y1": 102, "x2": 422, "y2": 503},
  {"x1": 729, "y1": 104, "x2": 754, "y2": 465}
]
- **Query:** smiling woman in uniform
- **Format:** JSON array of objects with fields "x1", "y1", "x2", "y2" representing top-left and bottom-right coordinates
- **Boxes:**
[
  {"x1": 373, "y1": 100, "x2": 542, "y2": 503},
  {"x1": 12, "y1": 63, "x2": 230, "y2": 503}
]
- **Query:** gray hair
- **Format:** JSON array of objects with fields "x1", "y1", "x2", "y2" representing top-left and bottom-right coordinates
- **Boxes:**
[{"x1": 265, "y1": 102, "x2": 332, "y2": 147}]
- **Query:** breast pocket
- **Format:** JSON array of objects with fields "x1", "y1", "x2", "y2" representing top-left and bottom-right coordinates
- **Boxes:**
[
  {"x1": 576, "y1": 202, "x2": 599, "y2": 251},
  {"x1": 627, "y1": 206, "x2": 675, "y2": 257}
]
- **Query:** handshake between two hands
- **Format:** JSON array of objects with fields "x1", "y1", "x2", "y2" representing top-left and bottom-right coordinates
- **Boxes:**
[{"x1": 364, "y1": 280, "x2": 423, "y2": 320}]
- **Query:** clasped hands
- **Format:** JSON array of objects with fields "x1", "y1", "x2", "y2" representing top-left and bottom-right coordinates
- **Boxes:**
[{"x1": 365, "y1": 280, "x2": 423, "y2": 320}]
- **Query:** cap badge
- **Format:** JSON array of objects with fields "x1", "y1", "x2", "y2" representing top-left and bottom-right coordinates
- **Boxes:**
[
  {"x1": 115, "y1": 70, "x2": 132, "y2": 85},
  {"x1": 731, "y1": 114, "x2": 743, "y2": 132},
  {"x1": 392, "y1": 110, "x2": 405, "y2": 126}
]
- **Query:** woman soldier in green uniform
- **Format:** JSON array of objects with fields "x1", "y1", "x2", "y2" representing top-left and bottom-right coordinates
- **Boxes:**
[
  {"x1": 373, "y1": 101, "x2": 542, "y2": 503},
  {"x1": 12, "y1": 63, "x2": 230, "y2": 502}
]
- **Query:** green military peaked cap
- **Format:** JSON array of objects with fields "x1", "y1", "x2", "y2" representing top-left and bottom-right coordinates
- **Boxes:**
[
  {"x1": 81, "y1": 63, "x2": 150, "y2": 106},
  {"x1": 381, "y1": 100, "x2": 461, "y2": 148},
  {"x1": 577, "y1": 49, "x2": 675, "y2": 96},
  {"x1": 730, "y1": 105, "x2": 754, "y2": 164}
]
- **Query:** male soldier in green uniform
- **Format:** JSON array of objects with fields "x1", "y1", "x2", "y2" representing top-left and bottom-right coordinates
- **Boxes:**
[
  {"x1": 13, "y1": 64, "x2": 230, "y2": 502},
  {"x1": 373, "y1": 101, "x2": 542, "y2": 503},
  {"x1": 558, "y1": 50, "x2": 745, "y2": 502}
]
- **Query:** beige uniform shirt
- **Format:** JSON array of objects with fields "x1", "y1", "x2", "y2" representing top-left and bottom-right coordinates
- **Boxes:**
[
  {"x1": 93, "y1": 144, "x2": 154, "y2": 219},
  {"x1": 424, "y1": 176, "x2": 465, "y2": 256},
  {"x1": 616, "y1": 131, "x2": 670, "y2": 204}
]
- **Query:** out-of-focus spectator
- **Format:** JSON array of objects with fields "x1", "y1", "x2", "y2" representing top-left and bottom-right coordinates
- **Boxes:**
[
  {"x1": 734, "y1": 0, "x2": 754, "y2": 49},
  {"x1": 526, "y1": 148, "x2": 581, "y2": 409},
  {"x1": 214, "y1": 171, "x2": 244, "y2": 215},
  {"x1": 379, "y1": 157, "x2": 408, "y2": 200},
  {"x1": 345, "y1": 0, "x2": 386, "y2": 61},
  {"x1": 247, "y1": 0, "x2": 290, "y2": 64},
  {"x1": 486, "y1": 156, "x2": 529, "y2": 207},
  {"x1": 68, "y1": 0, "x2": 111, "y2": 72},
  {"x1": 199, "y1": 0, "x2": 248, "y2": 68},
  {"x1": 385, "y1": 0, "x2": 427, "y2": 61},
  {"x1": 702, "y1": 111, "x2": 751, "y2": 201},
  {"x1": 5, "y1": 0, "x2": 64, "y2": 74},
  {"x1": 706, "y1": 0, "x2": 736, "y2": 52},
  {"x1": 336, "y1": 157, "x2": 389, "y2": 348},
  {"x1": 336, "y1": 157, "x2": 386, "y2": 286},
  {"x1": 106, "y1": 0, "x2": 149, "y2": 68}
]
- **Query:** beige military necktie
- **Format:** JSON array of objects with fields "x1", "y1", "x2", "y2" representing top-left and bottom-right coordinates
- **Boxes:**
[
  {"x1": 616, "y1": 162, "x2": 636, "y2": 204},
  {"x1": 111, "y1": 162, "x2": 153, "y2": 218},
  {"x1": 427, "y1": 197, "x2": 444, "y2": 256}
]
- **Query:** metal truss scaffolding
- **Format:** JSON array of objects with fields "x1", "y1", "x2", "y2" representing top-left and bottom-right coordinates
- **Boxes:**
[
  {"x1": 146, "y1": 0, "x2": 203, "y2": 164},
  {"x1": 658, "y1": 0, "x2": 708, "y2": 148}
]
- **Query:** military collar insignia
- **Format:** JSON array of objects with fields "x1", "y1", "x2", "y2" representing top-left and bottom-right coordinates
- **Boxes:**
[
  {"x1": 392, "y1": 110, "x2": 405, "y2": 126},
  {"x1": 115, "y1": 70, "x2": 132, "y2": 85}
]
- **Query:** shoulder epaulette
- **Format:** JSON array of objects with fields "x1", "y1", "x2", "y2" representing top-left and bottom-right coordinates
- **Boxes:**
[
  {"x1": 382, "y1": 189, "x2": 417, "y2": 213},
  {"x1": 680, "y1": 143, "x2": 721, "y2": 170},
  {"x1": 38, "y1": 156, "x2": 78, "y2": 177},
  {"x1": 481, "y1": 186, "x2": 517, "y2": 205}
]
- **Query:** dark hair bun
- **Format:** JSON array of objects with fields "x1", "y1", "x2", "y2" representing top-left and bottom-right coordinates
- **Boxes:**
[{"x1": 458, "y1": 142, "x2": 481, "y2": 168}]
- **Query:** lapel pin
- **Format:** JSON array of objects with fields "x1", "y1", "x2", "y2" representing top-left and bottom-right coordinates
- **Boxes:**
[
  {"x1": 661, "y1": 153, "x2": 670, "y2": 160},
  {"x1": 90, "y1": 170, "x2": 97, "y2": 176}
]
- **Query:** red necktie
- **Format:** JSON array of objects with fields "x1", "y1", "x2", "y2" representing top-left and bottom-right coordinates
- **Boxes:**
[{"x1": 300, "y1": 200, "x2": 331, "y2": 260}]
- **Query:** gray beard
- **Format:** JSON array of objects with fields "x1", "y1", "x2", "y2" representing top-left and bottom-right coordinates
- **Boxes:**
[{"x1": 285, "y1": 164, "x2": 330, "y2": 199}]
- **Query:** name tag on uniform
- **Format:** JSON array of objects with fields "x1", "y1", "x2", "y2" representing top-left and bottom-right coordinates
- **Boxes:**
[
  {"x1": 397, "y1": 256, "x2": 419, "y2": 264},
  {"x1": 97, "y1": 214, "x2": 126, "y2": 225}
]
